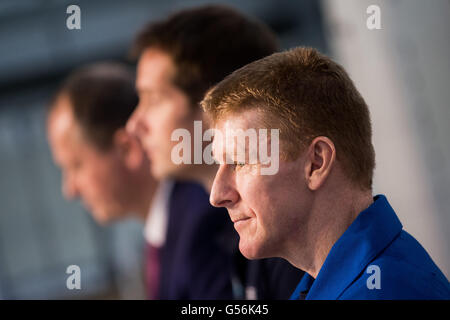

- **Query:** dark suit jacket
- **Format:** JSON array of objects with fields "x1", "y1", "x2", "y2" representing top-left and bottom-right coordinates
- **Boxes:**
[
  {"x1": 244, "y1": 258, "x2": 305, "y2": 300},
  {"x1": 158, "y1": 181, "x2": 236, "y2": 299}
]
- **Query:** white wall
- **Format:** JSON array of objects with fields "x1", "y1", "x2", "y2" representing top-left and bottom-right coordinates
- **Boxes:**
[{"x1": 321, "y1": 0, "x2": 449, "y2": 277}]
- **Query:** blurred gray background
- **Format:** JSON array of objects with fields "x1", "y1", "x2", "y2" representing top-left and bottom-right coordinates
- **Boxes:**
[{"x1": 0, "y1": 0, "x2": 448, "y2": 299}]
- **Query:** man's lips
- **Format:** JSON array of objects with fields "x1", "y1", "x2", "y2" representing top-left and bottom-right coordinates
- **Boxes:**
[
  {"x1": 231, "y1": 216, "x2": 251, "y2": 224},
  {"x1": 232, "y1": 216, "x2": 252, "y2": 231}
]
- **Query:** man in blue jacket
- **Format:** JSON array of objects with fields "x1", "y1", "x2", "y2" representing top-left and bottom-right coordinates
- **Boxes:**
[{"x1": 202, "y1": 47, "x2": 450, "y2": 299}]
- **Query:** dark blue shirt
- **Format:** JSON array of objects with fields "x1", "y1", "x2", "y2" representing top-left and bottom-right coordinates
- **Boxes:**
[{"x1": 290, "y1": 195, "x2": 450, "y2": 300}]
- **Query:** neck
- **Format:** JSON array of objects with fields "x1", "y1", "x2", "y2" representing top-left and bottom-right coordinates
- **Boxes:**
[
  {"x1": 131, "y1": 172, "x2": 159, "y2": 222},
  {"x1": 286, "y1": 187, "x2": 373, "y2": 279}
]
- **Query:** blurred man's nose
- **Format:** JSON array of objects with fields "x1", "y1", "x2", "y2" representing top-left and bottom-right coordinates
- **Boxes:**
[
  {"x1": 126, "y1": 107, "x2": 138, "y2": 135},
  {"x1": 209, "y1": 165, "x2": 239, "y2": 208},
  {"x1": 126, "y1": 104, "x2": 146, "y2": 138}
]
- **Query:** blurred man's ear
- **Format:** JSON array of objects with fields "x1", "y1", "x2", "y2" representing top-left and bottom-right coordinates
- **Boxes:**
[
  {"x1": 113, "y1": 128, "x2": 145, "y2": 170},
  {"x1": 304, "y1": 136, "x2": 336, "y2": 191}
]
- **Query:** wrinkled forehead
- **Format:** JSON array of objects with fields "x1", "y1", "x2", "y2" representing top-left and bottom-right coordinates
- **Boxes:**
[
  {"x1": 211, "y1": 110, "x2": 278, "y2": 160},
  {"x1": 213, "y1": 108, "x2": 269, "y2": 132}
]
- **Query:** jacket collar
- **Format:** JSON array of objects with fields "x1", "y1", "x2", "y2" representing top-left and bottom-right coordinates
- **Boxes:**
[{"x1": 291, "y1": 195, "x2": 402, "y2": 300}]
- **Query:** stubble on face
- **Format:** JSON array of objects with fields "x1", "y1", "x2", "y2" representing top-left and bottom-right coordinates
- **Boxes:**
[{"x1": 211, "y1": 110, "x2": 310, "y2": 260}]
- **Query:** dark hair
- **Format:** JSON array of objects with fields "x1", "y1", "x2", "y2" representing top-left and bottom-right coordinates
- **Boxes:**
[
  {"x1": 202, "y1": 47, "x2": 376, "y2": 190},
  {"x1": 131, "y1": 4, "x2": 279, "y2": 108},
  {"x1": 50, "y1": 62, "x2": 138, "y2": 150}
]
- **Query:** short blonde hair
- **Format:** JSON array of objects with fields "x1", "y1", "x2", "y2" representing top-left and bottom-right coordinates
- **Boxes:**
[{"x1": 202, "y1": 47, "x2": 375, "y2": 190}]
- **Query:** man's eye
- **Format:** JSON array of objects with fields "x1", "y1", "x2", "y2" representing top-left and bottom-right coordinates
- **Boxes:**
[
  {"x1": 149, "y1": 92, "x2": 165, "y2": 104},
  {"x1": 140, "y1": 94, "x2": 160, "y2": 107},
  {"x1": 143, "y1": 99, "x2": 156, "y2": 107},
  {"x1": 148, "y1": 97, "x2": 160, "y2": 105},
  {"x1": 71, "y1": 161, "x2": 82, "y2": 171}
]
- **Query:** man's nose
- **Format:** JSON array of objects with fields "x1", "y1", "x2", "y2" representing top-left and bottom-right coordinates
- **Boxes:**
[
  {"x1": 126, "y1": 105, "x2": 139, "y2": 136},
  {"x1": 209, "y1": 165, "x2": 239, "y2": 208},
  {"x1": 126, "y1": 104, "x2": 146, "y2": 137}
]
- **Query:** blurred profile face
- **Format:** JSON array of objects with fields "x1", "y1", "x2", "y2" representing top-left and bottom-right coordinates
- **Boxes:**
[
  {"x1": 209, "y1": 109, "x2": 311, "y2": 260},
  {"x1": 47, "y1": 95, "x2": 136, "y2": 224},
  {"x1": 127, "y1": 48, "x2": 199, "y2": 180}
]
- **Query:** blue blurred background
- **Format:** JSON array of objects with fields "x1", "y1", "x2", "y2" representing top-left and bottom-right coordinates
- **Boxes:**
[{"x1": 0, "y1": 0, "x2": 448, "y2": 299}]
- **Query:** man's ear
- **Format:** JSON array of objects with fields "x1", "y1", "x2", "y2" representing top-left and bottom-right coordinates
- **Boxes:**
[
  {"x1": 113, "y1": 128, "x2": 145, "y2": 170},
  {"x1": 303, "y1": 136, "x2": 336, "y2": 191}
]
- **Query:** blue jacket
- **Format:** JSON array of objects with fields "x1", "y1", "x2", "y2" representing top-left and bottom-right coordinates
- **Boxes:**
[{"x1": 290, "y1": 195, "x2": 450, "y2": 300}]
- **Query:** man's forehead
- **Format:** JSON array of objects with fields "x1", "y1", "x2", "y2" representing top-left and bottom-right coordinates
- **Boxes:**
[
  {"x1": 212, "y1": 116, "x2": 259, "y2": 154},
  {"x1": 216, "y1": 108, "x2": 267, "y2": 127},
  {"x1": 212, "y1": 110, "x2": 267, "y2": 140},
  {"x1": 48, "y1": 106, "x2": 78, "y2": 159},
  {"x1": 136, "y1": 48, "x2": 175, "y2": 90},
  {"x1": 49, "y1": 98, "x2": 75, "y2": 136},
  {"x1": 49, "y1": 98, "x2": 91, "y2": 148}
]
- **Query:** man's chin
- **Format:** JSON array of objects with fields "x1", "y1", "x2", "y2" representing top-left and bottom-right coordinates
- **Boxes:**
[
  {"x1": 238, "y1": 239, "x2": 265, "y2": 260},
  {"x1": 90, "y1": 209, "x2": 118, "y2": 226}
]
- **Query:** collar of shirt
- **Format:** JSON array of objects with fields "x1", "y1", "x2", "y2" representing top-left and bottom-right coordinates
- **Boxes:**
[
  {"x1": 144, "y1": 180, "x2": 174, "y2": 248},
  {"x1": 290, "y1": 194, "x2": 402, "y2": 300},
  {"x1": 290, "y1": 272, "x2": 315, "y2": 300}
]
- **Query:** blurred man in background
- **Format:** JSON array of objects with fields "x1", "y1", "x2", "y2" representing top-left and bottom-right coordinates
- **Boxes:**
[
  {"x1": 127, "y1": 5, "x2": 304, "y2": 299},
  {"x1": 47, "y1": 62, "x2": 156, "y2": 225},
  {"x1": 47, "y1": 62, "x2": 237, "y2": 299},
  {"x1": 47, "y1": 62, "x2": 160, "y2": 298}
]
